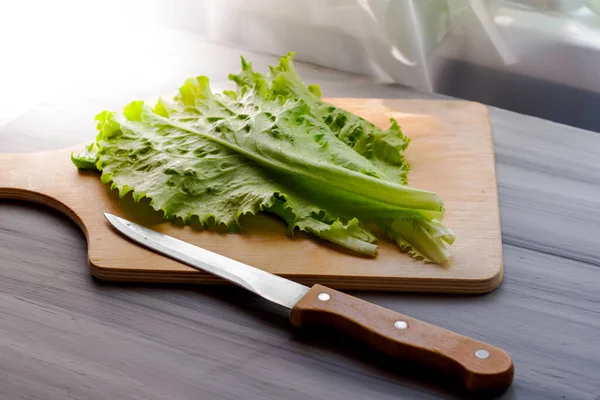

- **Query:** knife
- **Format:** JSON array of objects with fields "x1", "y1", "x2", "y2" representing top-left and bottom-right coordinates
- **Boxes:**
[{"x1": 104, "y1": 213, "x2": 514, "y2": 392}]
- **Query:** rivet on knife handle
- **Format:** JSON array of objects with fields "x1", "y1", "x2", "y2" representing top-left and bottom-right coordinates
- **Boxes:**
[{"x1": 289, "y1": 285, "x2": 514, "y2": 392}]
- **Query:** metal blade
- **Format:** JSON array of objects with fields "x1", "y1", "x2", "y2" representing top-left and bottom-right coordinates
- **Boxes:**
[{"x1": 104, "y1": 213, "x2": 310, "y2": 309}]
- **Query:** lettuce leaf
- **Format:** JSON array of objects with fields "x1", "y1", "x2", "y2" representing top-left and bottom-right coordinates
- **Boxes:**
[
  {"x1": 229, "y1": 52, "x2": 411, "y2": 184},
  {"x1": 73, "y1": 53, "x2": 454, "y2": 262}
]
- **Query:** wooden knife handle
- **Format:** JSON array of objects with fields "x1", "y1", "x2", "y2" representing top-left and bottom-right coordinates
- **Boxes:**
[{"x1": 289, "y1": 285, "x2": 514, "y2": 392}]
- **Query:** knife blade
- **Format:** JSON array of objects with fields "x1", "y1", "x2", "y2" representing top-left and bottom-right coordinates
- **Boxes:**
[{"x1": 104, "y1": 213, "x2": 514, "y2": 392}]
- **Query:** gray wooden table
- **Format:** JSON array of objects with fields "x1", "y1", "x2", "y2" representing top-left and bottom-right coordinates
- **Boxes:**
[{"x1": 1, "y1": 32, "x2": 599, "y2": 400}]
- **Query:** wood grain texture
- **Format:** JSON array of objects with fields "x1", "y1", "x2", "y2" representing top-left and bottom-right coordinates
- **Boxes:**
[
  {"x1": 290, "y1": 285, "x2": 514, "y2": 392},
  {"x1": 0, "y1": 99, "x2": 502, "y2": 293},
  {"x1": 1, "y1": 33, "x2": 600, "y2": 400}
]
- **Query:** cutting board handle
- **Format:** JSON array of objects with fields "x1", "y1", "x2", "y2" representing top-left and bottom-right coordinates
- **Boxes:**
[
  {"x1": 0, "y1": 149, "x2": 87, "y2": 230},
  {"x1": 0, "y1": 151, "x2": 51, "y2": 197},
  {"x1": 290, "y1": 285, "x2": 514, "y2": 392}
]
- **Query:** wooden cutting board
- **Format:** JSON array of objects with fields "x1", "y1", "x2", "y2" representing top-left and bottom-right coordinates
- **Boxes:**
[{"x1": 0, "y1": 99, "x2": 502, "y2": 293}]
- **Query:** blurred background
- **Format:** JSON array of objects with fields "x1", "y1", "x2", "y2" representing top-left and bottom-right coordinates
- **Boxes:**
[{"x1": 2, "y1": 0, "x2": 600, "y2": 132}]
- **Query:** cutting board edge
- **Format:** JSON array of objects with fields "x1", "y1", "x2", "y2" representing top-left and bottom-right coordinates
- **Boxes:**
[
  {"x1": 0, "y1": 188, "x2": 89, "y2": 237},
  {"x1": 88, "y1": 260, "x2": 504, "y2": 294}
]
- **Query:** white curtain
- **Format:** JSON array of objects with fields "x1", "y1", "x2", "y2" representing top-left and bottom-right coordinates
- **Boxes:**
[{"x1": 203, "y1": 0, "x2": 600, "y2": 93}]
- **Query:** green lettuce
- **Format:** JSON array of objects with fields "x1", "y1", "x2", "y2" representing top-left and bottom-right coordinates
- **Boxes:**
[
  {"x1": 230, "y1": 53, "x2": 411, "y2": 185},
  {"x1": 73, "y1": 53, "x2": 454, "y2": 262}
]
